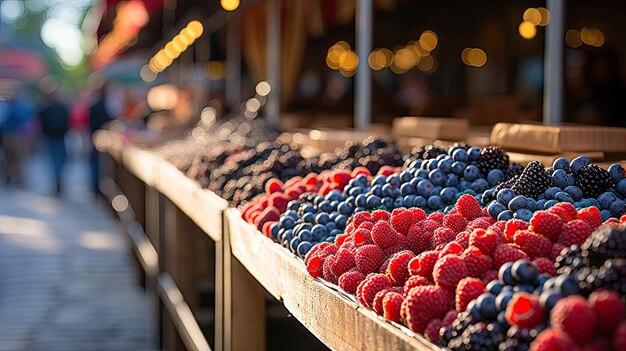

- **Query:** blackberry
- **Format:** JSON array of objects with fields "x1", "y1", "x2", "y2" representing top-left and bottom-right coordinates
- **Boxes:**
[
  {"x1": 505, "y1": 162, "x2": 525, "y2": 179},
  {"x1": 494, "y1": 175, "x2": 518, "y2": 193},
  {"x1": 448, "y1": 322, "x2": 502, "y2": 351},
  {"x1": 555, "y1": 246, "x2": 583, "y2": 275},
  {"x1": 581, "y1": 224, "x2": 626, "y2": 266},
  {"x1": 575, "y1": 164, "x2": 614, "y2": 198},
  {"x1": 477, "y1": 146, "x2": 510, "y2": 174},
  {"x1": 412, "y1": 144, "x2": 448, "y2": 160},
  {"x1": 578, "y1": 258, "x2": 626, "y2": 295},
  {"x1": 511, "y1": 161, "x2": 551, "y2": 198}
]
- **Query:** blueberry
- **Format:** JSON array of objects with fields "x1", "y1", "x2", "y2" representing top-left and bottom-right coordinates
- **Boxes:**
[
  {"x1": 497, "y1": 311, "x2": 508, "y2": 325},
  {"x1": 427, "y1": 195, "x2": 444, "y2": 210},
  {"x1": 325, "y1": 222, "x2": 336, "y2": 231},
  {"x1": 355, "y1": 194, "x2": 367, "y2": 207},
  {"x1": 495, "y1": 292, "x2": 514, "y2": 312},
  {"x1": 430, "y1": 186, "x2": 443, "y2": 197},
  {"x1": 371, "y1": 185, "x2": 383, "y2": 197},
  {"x1": 451, "y1": 161, "x2": 466, "y2": 175},
  {"x1": 316, "y1": 213, "x2": 330, "y2": 225},
  {"x1": 330, "y1": 229, "x2": 342, "y2": 236},
  {"x1": 382, "y1": 197, "x2": 394, "y2": 208},
  {"x1": 428, "y1": 159, "x2": 439, "y2": 170},
  {"x1": 366, "y1": 195, "x2": 382, "y2": 209},
  {"x1": 337, "y1": 202, "x2": 353, "y2": 215},
  {"x1": 452, "y1": 148, "x2": 469, "y2": 162},
  {"x1": 393, "y1": 197, "x2": 404, "y2": 208},
  {"x1": 287, "y1": 201, "x2": 300, "y2": 211},
  {"x1": 487, "y1": 169, "x2": 505, "y2": 186},
  {"x1": 498, "y1": 262, "x2": 517, "y2": 285},
  {"x1": 570, "y1": 156, "x2": 592, "y2": 175},
  {"x1": 544, "y1": 199, "x2": 558, "y2": 209},
  {"x1": 416, "y1": 169, "x2": 429, "y2": 178},
  {"x1": 371, "y1": 175, "x2": 386, "y2": 186},
  {"x1": 269, "y1": 223, "x2": 280, "y2": 239},
  {"x1": 324, "y1": 236, "x2": 335, "y2": 242},
  {"x1": 598, "y1": 191, "x2": 617, "y2": 209},
  {"x1": 349, "y1": 187, "x2": 365, "y2": 197},
  {"x1": 409, "y1": 177, "x2": 422, "y2": 189},
  {"x1": 554, "y1": 275, "x2": 580, "y2": 296},
  {"x1": 467, "y1": 300, "x2": 484, "y2": 321},
  {"x1": 281, "y1": 229, "x2": 293, "y2": 244},
  {"x1": 515, "y1": 284, "x2": 535, "y2": 293},
  {"x1": 297, "y1": 241, "x2": 313, "y2": 257},
  {"x1": 539, "y1": 289, "x2": 562, "y2": 312},
  {"x1": 511, "y1": 260, "x2": 538, "y2": 285},
  {"x1": 438, "y1": 158, "x2": 453, "y2": 173},
  {"x1": 289, "y1": 237, "x2": 301, "y2": 253},
  {"x1": 311, "y1": 224, "x2": 327, "y2": 238},
  {"x1": 403, "y1": 195, "x2": 416, "y2": 208},
  {"x1": 477, "y1": 293, "x2": 498, "y2": 320},
  {"x1": 302, "y1": 204, "x2": 315, "y2": 213},
  {"x1": 513, "y1": 208, "x2": 533, "y2": 221},
  {"x1": 285, "y1": 210, "x2": 299, "y2": 218},
  {"x1": 535, "y1": 199, "x2": 546, "y2": 209},
  {"x1": 508, "y1": 195, "x2": 528, "y2": 211},
  {"x1": 413, "y1": 196, "x2": 427, "y2": 208},
  {"x1": 487, "y1": 201, "x2": 507, "y2": 218},
  {"x1": 280, "y1": 217, "x2": 295, "y2": 229},
  {"x1": 429, "y1": 169, "x2": 447, "y2": 186},
  {"x1": 302, "y1": 213, "x2": 315, "y2": 223},
  {"x1": 400, "y1": 183, "x2": 415, "y2": 196},
  {"x1": 381, "y1": 183, "x2": 395, "y2": 197},
  {"x1": 471, "y1": 179, "x2": 489, "y2": 193},
  {"x1": 440, "y1": 187, "x2": 458, "y2": 204},
  {"x1": 387, "y1": 174, "x2": 401, "y2": 187},
  {"x1": 566, "y1": 174, "x2": 576, "y2": 186},
  {"x1": 458, "y1": 179, "x2": 472, "y2": 191},
  {"x1": 537, "y1": 274, "x2": 549, "y2": 288},
  {"x1": 468, "y1": 147, "x2": 481, "y2": 160},
  {"x1": 335, "y1": 214, "x2": 347, "y2": 228},
  {"x1": 400, "y1": 171, "x2": 413, "y2": 183},
  {"x1": 608, "y1": 164, "x2": 625, "y2": 183},
  {"x1": 564, "y1": 185, "x2": 583, "y2": 201},
  {"x1": 497, "y1": 210, "x2": 514, "y2": 221},
  {"x1": 463, "y1": 165, "x2": 481, "y2": 181},
  {"x1": 497, "y1": 188, "x2": 516, "y2": 207},
  {"x1": 552, "y1": 169, "x2": 568, "y2": 189},
  {"x1": 610, "y1": 199, "x2": 625, "y2": 217},
  {"x1": 417, "y1": 179, "x2": 434, "y2": 197},
  {"x1": 526, "y1": 198, "x2": 537, "y2": 211},
  {"x1": 554, "y1": 191, "x2": 574, "y2": 203},
  {"x1": 486, "y1": 280, "x2": 503, "y2": 295},
  {"x1": 600, "y1": 209, "x2": 612, "y2": 221},
  {"x1": 552, "y1": 157, "x2": 570, "y2": 172},
  {"x1": 354, "y1": 206, "x2": 366, "y2": 213},
  {"x1": 355, "y1": 174, "x2": 369, "y2": 184},
  {"x1": 326, "y1": 190, "x2": 343, "y2": 202},
  {"x1": 299, "y1": 229, "x2": 313, "y2": 242},
  {"x1": 543, "y1": 187, "x2": 560, "y2": 200}
]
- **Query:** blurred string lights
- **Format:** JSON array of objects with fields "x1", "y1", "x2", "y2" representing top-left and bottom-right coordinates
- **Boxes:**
[
  {"x1": 141, "y1": 20, "x2": 204, "y2": 82},
  {"x1": 220, "y1": 0, "x2": 240, "y2": 11},
  {"x1": 461, "y1": 48, "x2": 487, "y2": 68},
  {"x1": 327, "y1": 29, "x2": 438, "y2": 76},
  {"x1": 518, "y1": 7, "x2": 550, "y2": 40},
  {"x1": 566, "y1": 28, "x2": 605, "y2": 48}
]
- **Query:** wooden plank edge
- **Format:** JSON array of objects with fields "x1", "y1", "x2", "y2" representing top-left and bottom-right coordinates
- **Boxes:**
[
  {"x1": 121, "y1": 143, "x2": 157, "y2": 187},
  {"x1": 158, "y1": 273, "x2": 212, "y2": 351},
  {"x1": 126, "y1": 221, "x2": 159, "y2": 278}
]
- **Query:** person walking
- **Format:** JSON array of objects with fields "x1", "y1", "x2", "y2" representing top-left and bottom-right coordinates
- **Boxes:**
[
  {"x1": 88, "y1": 86, "x2": 116, "y2": 195},
  {"x1": 0, "y1": 95, "x2": 32, "y2": 185},
  {"x1": 38, "y1": 92, "x2": 70, "y2": 195}
]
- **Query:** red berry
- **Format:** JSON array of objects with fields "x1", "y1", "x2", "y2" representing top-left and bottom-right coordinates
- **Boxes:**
[
  {"x1": 431, "y1": 227, "x2": 456, "y2": 248},
  {"x1": 386, "y1": 250, "x2": 415, "y2": 285},
  {"x1": 455, "y1": 231, "x2": 471, "y2": 249},
  {"x1": 558, "y1": 219, "x2": 593, "y2": 246},
  {"x1": 513, "y1": 230, "x2": 552, "y2": 259},
  {"x1": 359, "y1": 221, "x2": 374, "y2": 231},
  {"x1": 547, "y1": 206, "x2": 571, "y2": 222},
  {"x1": 438, "y1": 242, "x2": 464, "y2": 258},
  {"x1": 433, "y1": 255, "x2": 468, "y2": 291},
  {"x1": 391, "y1": 210, "x2": 414, "y2": 235},
  {"x1": 455, "y1": 194, "x2": 483, "y2": 220},
  {"x1": 443, "y1": 213, "x2": 467, "y2": 233},
  {"x1": 406, "y1": 225, "x2": 432, "y2": 254},
  {"x1": 505, "y1": 292, "x2": 546, "y2": 329},
  {"x1": 469, "y1": 228, "x2": 502, "y2": 256},
  {"x1": 403, "y1": 275, "x2": 430, "y2": 295},
  {"x1": 466, "y1": 217, "x2": 491, "y2": 232},
  {"x1": 481, "y1": 270, "x2": 498, "y2": 285},
  {"x1": 455, "y1": 277, "x2": 485, "y2": 312},
  {"x1": 373, "y1": 288, "x2": 393, "y2": 314},
  {"x1": 382, "y1": 292, "x2": 404, "y2": 322},
  {"x1": 322, "y1": 255, "x2": 338, "y2": 283},
  {"x1": 304, "y1": 242, "x2": 331, "y2": 266},
  {"x1": 504, "y1": 219, "x2": 529, "y2": 243},
  {"x1": 614, "y1": 321, "x2": 626, "y2": 351},
  {"x1": 355, "y1": 245, "x2": 385, "y2": 274},
  {"x1": 421, "y1": 219, "x2": 443, "y2": 232},
  {"x1": 350, "y1": 167, "x2": 370, "y2": 178},
  {"x1": 408, "y1": 250, "x2": 439, "y2": 281},
  {"x1": 578, "y1": 206, "x2": 603, "y2": 230},
  {"x1": 493, "y1": 244, "x2": 530, "y2": 270},
  {"x1": 551, "y1": 295, "x2": 597, "y2": 344},
  {"x1": 532, "y1": 257, "x2": 557, "y2": 277},
  {"x1": 424, "y1": 319, "x2": 444, "y2": 344},
  {"x1": 338, "y1": 270, "x2": 366, "y2": 294},
  {"x1": 428, "y1": 211, "x2": 445, "y2": 224},
  {"x1": 461, "y1": 246, "x2": 492, "y2": 278},
  {"x1": 401, "y1": 285, "x2": 454, "y2": 333},
  {"x1": 356, "y1": 273, "x2": 391, "y2": 308},
  {"x1": 383, "y1": 243, "x2": 410, "y2": 258},
  {"x1": 490, "y1": 220, "x2": 507, "y2": 233},
  {"x1": 352, "y1": 211, "x2": 373, "y2": 228},
  {"x1": 264, "y1": 178, "x2": 283, "y2": 193},
  {"x1": 550, "y1": 243, "x2": 567, "y2": 261},
  {"x1": 529, "y1": 328, "x2": 575, "y2": 351},
  {"x1": 371, "y1": 209, "x2": 391, "y2": 222},
  {"x1": 353, "y1": 228, "x2": 373, "y2": 246},
  {"x1": 554, "y1": 202, "x2": 578, "y2": 222},
  {"x1": 253, "y1": 206, "x2": 281, "y2": 228},
  {"x1": 411, "y1": 208, "x2": 427, "y2": 222},
  {"x1": 371, "y1": 221, "x2": 401, "y2": 249},
  {"x1": 588, "y1": 289, "x2": 625, "y2": 334},
  {"x1": 331, "y1": 248, "x2": 356, "y2": 277},
  {"x1": 529, "y1": 211, "x2": 563, "y2": 243},
  {"x1": 442, "y1": 310, "x2": 458, "y2": 326}
]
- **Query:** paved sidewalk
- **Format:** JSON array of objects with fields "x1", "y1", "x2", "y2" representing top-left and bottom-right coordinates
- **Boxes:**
[{"x1": 0, "y1": 153, "x2": 157, "y2": 350}]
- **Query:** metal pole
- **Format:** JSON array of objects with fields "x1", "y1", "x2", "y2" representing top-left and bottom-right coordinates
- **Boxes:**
[
  {"x1": 355, "y1": 0, "x2": 372, "y2": 130},
  {"x1": 226, "y1": 13, "x2": 242, "y2": 111},
  {"x1": 543, "y1": 0, "x2": 565, "y2": 124},
  {"x1": 266, "y1": 0, "x2": 281, "y2": 127}
]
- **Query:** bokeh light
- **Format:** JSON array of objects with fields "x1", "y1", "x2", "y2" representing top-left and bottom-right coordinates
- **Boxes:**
[
  {"x1": 462, "y1": 48, "x2": 487, "y2": 67},
  {"x1": 565, "y1": 29, "x2": 582, "y2": 48},
  {"x1": 523, "y1": 8, "x2": 542, "y2": 26},
  {"x1": 221, "y1": 0, "x2": 240, "y2": 11},
  {"x1": 419, "y1": 30, "x2": 438, "y2": 51},
  {"x1": 519, "y1": 21, "x2": 537, "y2": 40}
]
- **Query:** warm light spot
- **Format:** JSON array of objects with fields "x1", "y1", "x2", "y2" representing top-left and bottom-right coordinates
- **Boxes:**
[
  {"x1": 79, "y1": 231, "x2": 124, "y2": 251},
  {"x1": 327, "y1": 42, "x2": 350, "y2": 70},
  {"x1": 339, "y1": 51, "x2": 359, "y2": 71},
  {"x1": 393, "y1": 47, "x2": 418, "y2": 71},
  {"x1": 140, "y1": 64, "x2": 157, "y2": 82},
  {"x1": 368, "y1": 50, "x2": 386, "y2": 70},
  {"x1": 417, "y1": 55, "x2": 435, "y2": 72},
  {"x1": 565, "y1": 29, "x2": 582, "y2": 48},
  {"x1": 164, "y1": 42, "x2": 179, "y2": 59},
  {"x1": 519, "y1": 21, "x2": 537, "y2": 40},
  {"x1": 379, "y1": 48, "x2": 393, "y2": 67},
  {"x1": 537, "y1": 7, "x2": 550, "y2": 26},
  {"x1": 147, "y1": 84, "x2": 179, "y2": 110},
  {"x1": 187, "y1": 20, "x2": 203, "y2": 38},
  {"x1": 463, "y1": 48, "x2": 487, "y2": 67},
  {"x1": 581, "y1": 27, "x2": 604, "y2": 47},
  {"x1": 523, "y1": 8, "x2": 542, "y2": 26},
  {"x1": 339, "y1": 68, "x2": 356, "y2": 77},
  {"x1": 221, "y1": 0, "x2": 240, "y2": 11},
  {"x1": 205, "y1": 61, "x2": 226, "y2": 80},
  {"x1": 419, "y1": 30, "x2": 438, "y2": 51},
  {"x1": 112, "y1": 195, "x2": 129, "y2": 212},
  {"x1": 172, "y1": 36, "x2": 187, "y2": 52},
  {"x1": 256, "y1": 81, "x2": 271, "y2": 96}
]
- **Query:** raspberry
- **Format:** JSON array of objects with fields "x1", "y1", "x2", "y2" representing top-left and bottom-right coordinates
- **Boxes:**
[
  {"x1": 322, "y1": 255, "x2": 338, "y2": 283},
  {"x1": 383, "y1": 243, "x2": 410, "y2": 258},
  {"x1": 550, "y1": 243, "x2": 566, "y2": 260},
  {"x1": 338, "y1": 270, "x2": 365, "y2": 294},
  {"x1": 406, "y1": 225, "x2": 431, "y2": 253},
  {"x1": 391, "y1": 210, "x2": 414, "y2": 235},
  {"x1": 554, "y1": 202, "x2": 578, "y2": 221},
  {"x1": 410, "y1": 208, "x2": 427, "y2": 222},
  {"x1": 371, "y1": 221, "x2": 401, "y2": 249},
  {"x1": 356, "y1": 273, "x2": 391, "y2": 308},
  {"x1": 455, "y1": 231, "x2": 471, "y2": 248},
  {"x1": 614, "y1": 321, "x2": 626, "y2": 351},
  {"x1": 306, "y1": 255, "x2": 324, "y2": 278},
  {"x1": 466, "y1": 217, "x2": 491, "y2": 232},
  {"x1": 455, "y1": 277, "x2": 485, "y2": 312},
  {"x1": 382, "y1": 292, "x2": 404, "y2": 322},
  {"x1": 264, "y1": 178, "x2": 283, "y2": 193},
  {"x1": 424, "y1": 319, "x2": 444, "y2": 344},
  {"x1": 532, "y1": 257, "x2": 557, "y2": 277},
  {"x1": 379, "y1": 257, "x2": 391, "y2": 273},
  {"x1": 401, "y1": 285, "x2": 454, "y2": 333},
  {"x1": 431, "y1": 227, "x2": 456, "y2": 248},
  {"x1": 433, "y1": 255, "x2": 468, "y2": 291},
  {"x1": 529, "y1": 211, "x2": 563, "y2": 243},
  {"x1": 353, "y1": 228, "x2": 373, "y2": 246},
  {"x1": 442, "y1": 310, "x2": 458, "y2": 326},
  {"x1": 408, "y1": 250, "x2": 439, "y2": 280},
  {"x1": 371, "y1": 209, "x2": 390, "y2": 222},
  {"x1": 352, "y1": 211, "x2": 373, "y2": 228},
  {"x1": 304, "y1": 242, "x2": 332, "y2": 266},
  {"x1": 372, "y1": 288, "x2": 393, "y2": 314},
  {"x1": 622, "y1": 215, "x2": 626, "y2": 224},
  {"x1": 481, "y1": 270, "x2": 498, "y2": 285},
  {"x1": 403, "y1": 275, "x2": 430, "y2": 295},
  {"x1": 359, "y1": 221, "x2": 374, "y2": 232},
  {"x1": 469, "y1": 228, "x2": 502, "y2": 256},
  {"x1": 493, "y1": 243, "x2": 530, "y2": 269},
  {"x1": 513, "y1": 230, "x2": 552, "y2": 259},
  {"x1": 604, "y1": 217, "x2": 621, "y2": 225},
  {"x1": 551, "y1": 295, "x2": 597, "y2": 344},
  {"x1": 490, "y1": 220, "x2": 507, "y2": 233},
  {"x1": 355, "y1": 245, "x2": 385, "y2": 274},
  {"x1": 254, "y1": 206, "x2": 281, "y2": 228},
  {"x1": 455, "y1": 194, "x2": 483, "y2": 220},
  {"x1": 267, "y1": 193, "x2": 290, "y2": 213},
  {"x1": 529, "y1": 328, "x2": 575, "y2": 351},
  {"x1": 578, "y1": 206, "x2": 603, "y2": 230},
  {"x1": 334, "y1": 233, "x2": 350, "y2": 246},
  {"x1": 386, "y1": 250, "x2": 415, "y2": 285},
  {"x1": 443, "y1": 213, "x2": 467, "y2": 233},
  {"x1": 504, "y1": 219, "x2": 529, "y2": 243},
  {"x1": 547, "y1": 206, "x2": 570, "y2": 222},
  {"x1": 588, "y1": 289, "x2": 625, "y2": 333},
  {"x1": 428, "y1": 211, "x2": 445, "y2": 224},
  {"x1": 558, "y1": 219, "x2": 593, "y2": 246},
  {"x1": 331, "y1": 248, "x2": 356, "y2": 277},
  {"x1": 438, "y1": 242, "x2": 464, "y2": 258},
  {"x1": 421, "y1": 219, "x2": 443, "y2": 232},
  {"x1": 506, "y1": 292, "x2": 546, "y2": 329},
  {"x1": 460, "y1": 246, "x2": 492, "y2": 278}
]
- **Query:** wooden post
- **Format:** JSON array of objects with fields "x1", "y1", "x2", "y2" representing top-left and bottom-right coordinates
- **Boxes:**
[
  {"x1": 543, "y1": 0, "x2": 565, "y2": 124},
  {"x1": 355, "y1": 0, "x2": 373, "y2": 130}
]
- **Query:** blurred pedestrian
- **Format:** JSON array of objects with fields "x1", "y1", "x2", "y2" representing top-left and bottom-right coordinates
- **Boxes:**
[
  {"x1": 0, "y1": 94, "x2": 32, "y2": 185},
  {"x1": 88, "y1": 85, "x2": 115, "y2": 195},
  {"x1": 39, "y1": 90, "x2": 70, "y2": 195}
]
